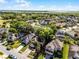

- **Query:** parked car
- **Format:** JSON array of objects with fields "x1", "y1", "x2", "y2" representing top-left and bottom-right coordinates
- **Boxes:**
[{"x1": 9, "y1": 54, "x2": 17, "y2": 59}]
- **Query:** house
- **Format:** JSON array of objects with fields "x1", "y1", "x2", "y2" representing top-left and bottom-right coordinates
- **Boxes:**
[
  {"x1": 29, "y1": 44, "x2": 35, "y2": 50},
  {"x1": 8, "y1": 33, "x2": 17, "y2": 41},
  {"x1": 69, "y1": 45, "x2": 79, "y2": 59},
  {"x1": 22, "y1": 33, "x2": 35, "y2": 45},
  {"x1": 39, "y1": 20, "x2": 48, "y2": 25},
  {"x1": 39, "y1": 17, "x2": 60, "y2": 25},
  {"x1": 65, "y1": 26, "x2": 79, "y2": 39},
  {"x1": 64, "y1": 19, "x2": 77, "y2": 26},
  {"x1": 66, "y1": 31, "x2": 76, "y2": 38},
  {"x1": 27, "y1": 20, "x2": 35, "y2": 23},
  {"x1": 55, "y1": 30, "x2": 65, "y2": 41},
  {"x1": 56, "y1": 23, "x2": 66, "y2": 28},
  {"x1": 0, "y1": 28, "x2": 8, "y2": 41},
  {"x1": 45, "y1": 39, "x2": 63, "y2": 56},
  {"x1": 0, "y1": 28, "x2": 8, "y2": 34}
]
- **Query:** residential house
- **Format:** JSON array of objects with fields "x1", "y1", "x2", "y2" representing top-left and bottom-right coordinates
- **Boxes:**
[
  {"x1": 56, "y1": 23, "x2": 66, "y2": 28},
  {"x1": 22, "y1": 33, "x2": 35, "y2": 45},
  {"x1": 0, "y1": 28, "x2": 8, "y2": 40},
  {"x1": 29, "y1": 44, "x2": 35, "y2": 50},
  {"x1": 0, "y1": 28, "x2": 8, "y2": 34},
  {"x1": 66, "y1": 26, "x2": 79, "y2": 39},
  {"x1": 66, "y1": 31, "x2": 76, "y2": 38},
  {"x1": 69, "y1": 45, "x2": 79, "y2": 59},
  {"x1": 45, "y1": 39, "x2": 63, "y2": 56},
  {"x1": 64, "y1": 19, "x2": 77, "y2": 26},
  {"x1": 55, "y1": 30, "x2": 65, "y2": 41},
  {"x1": 39, "y1": 17, "x2": 60, "y2": 25},
  {"x1": 39, "y1": 20, "x2": 48, "y2": 25},
  {"x1": 8, "y1": 33, "x2": 17, "y2": 41}
]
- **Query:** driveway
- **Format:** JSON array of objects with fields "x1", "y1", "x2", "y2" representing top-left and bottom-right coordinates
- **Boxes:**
[
  {"x1": 16, "y1": 45, "x2": 24, "y2": 52},
  {"x1": 0, "y1": 54, "x2": 8, "y2": 59},
  {"x1": 0, "y1": 43, "x2": 30, "y2": 59},
  {"x1": 22, "y1": 48, "x2": 31, "y2": 58}
]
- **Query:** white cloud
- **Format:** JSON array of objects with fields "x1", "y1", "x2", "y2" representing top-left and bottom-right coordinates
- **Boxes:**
[
  {"x1": 16, "y1": 0, "x2": 31, "y2": 7},
  {"x1": 0, "y1": 0, "x2": 79, "y2": 11},
  {"x1": 4, "y1": 0, "x2": 32, "y2": 10},
  {"x1": 39, "y1": 5, "x2": 45, "y2": 8},
  {"x1": 35, "y1": 5, "x2": 79, "y2": 11},
  {"x1": 0, "y1": 0, "x2": 6, "y2": 4},
  {"x1": 62, "y1": 4, "x2": 79, "y2": 11}
]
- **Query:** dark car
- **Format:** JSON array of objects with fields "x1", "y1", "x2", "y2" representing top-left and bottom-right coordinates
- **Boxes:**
[{"x1": 9, "y1": 54, "x2": 17, "y2": 59}]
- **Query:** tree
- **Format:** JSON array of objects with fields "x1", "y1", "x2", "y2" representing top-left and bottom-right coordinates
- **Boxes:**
[
  {"x1": 36, "y1": 27, "x2": 54, "y2": 45},
  {"x1": 49, "y1": 21, "x2": 57, "y2": 35},
  {"x1": 32, "y1": 41, "x2": 41, "y2": 59},
  {"x1": 1, "y1": 32, "x2": 8, "y2": 42},
  {"x1": 9, "y1": 28, "x2": 17, "y2": 33},
  {"x1": 10, "y1": 21, "x2": 34, "y2": 34}
]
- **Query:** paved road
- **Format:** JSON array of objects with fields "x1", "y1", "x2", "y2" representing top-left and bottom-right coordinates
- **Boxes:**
[{"x1": 0, "y1": 43, "x2": 30, "y2": 59}]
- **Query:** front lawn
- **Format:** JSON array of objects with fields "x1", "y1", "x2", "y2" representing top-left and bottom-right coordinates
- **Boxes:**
[
  {"x1": 2, "y1": 40, "x2": 20, "y2": 49},
  {"x1": 28, "y1": 51, "x2": 35, "y2": 59},
  {"x1": 63, "y1": 43, "x2": 69, "y2": 59},
  {"x1": 11, "y1": 40, "x2": 20, "y2": 48},
  {"x1": 19, "y1": 43, "x2": 30, "y2": 53}
]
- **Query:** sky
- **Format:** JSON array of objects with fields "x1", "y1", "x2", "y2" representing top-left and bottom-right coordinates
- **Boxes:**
[{"x1": 0, "y1": 0, "x2": 79, "y2": 11}]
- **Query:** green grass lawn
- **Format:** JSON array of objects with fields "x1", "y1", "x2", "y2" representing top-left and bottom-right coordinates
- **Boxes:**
[
  {"x1": 0, "y1": 20, "x2": 10, "y2": 27},
  {"x1": 19, "y1": 43, "x2": 30, "y2": 53},
  {"x1": 63, "y1": 43, "x2": 69, "y2": 59},
  {"x1": 2, "y1": 40, "x2": 20, "y2": 49},
  {"x1": 38, "y1": 54, "x2": 44, "y2": 59},
  {"x1": 0, "y1": 20, "x2": 8, "y2": 25},
  {"x1": 28, "y1": 51, "x2": 35, "y2": 59},
  {"x1": 69, "y1": 40, "x2": 75, "y2": 45},
  {"x1": 11, "y1": 40, "x2": 20, "y2": 48},
  {"x1": 0, "y1": 51, "x2": 3, "y2": 56}
]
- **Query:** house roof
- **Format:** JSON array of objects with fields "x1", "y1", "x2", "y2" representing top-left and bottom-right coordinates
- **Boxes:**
[
  {"x1": 66, "y1": 26, "x2": 79, "y2": 38},
  {"x1": 22, "y1": 33, "x2": 35, "y2": 44},
  {"x1": 0, "y1": 28, "x2": 7, "y2": 33},
  {"x1": 45, "y1": 39, "x2": 63, "y2": 52},
  {"x1": 70, "y1": 45, "x2": 79, "y2": 52}
]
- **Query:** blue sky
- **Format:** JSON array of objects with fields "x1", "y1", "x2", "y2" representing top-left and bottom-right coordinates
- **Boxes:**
[{"x1": 0, "y1": 0, "x2": 79, "y2": 11}]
